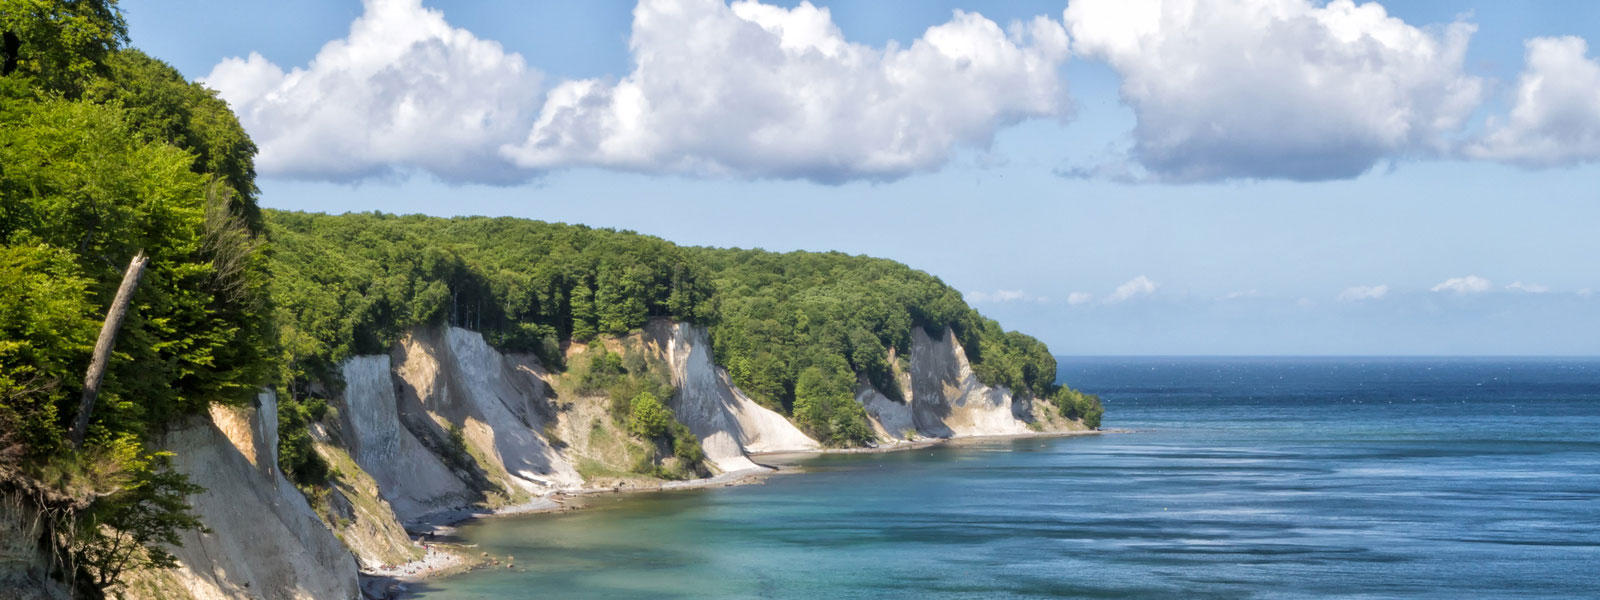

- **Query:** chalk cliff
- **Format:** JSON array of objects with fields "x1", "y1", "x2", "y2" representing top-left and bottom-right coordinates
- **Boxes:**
[
  {"x1": 151, "y1": 392, "x2": 359, "y2": 599},
  {"x1": 125, "y1": 321, "x2": 1081, "y2": 598},
  {"x1": 858, "y1": 327, "x2": 1079, "y2": 442},
  {"x1": 649, "y1": 321, "x2": 820, "y2": 472}
]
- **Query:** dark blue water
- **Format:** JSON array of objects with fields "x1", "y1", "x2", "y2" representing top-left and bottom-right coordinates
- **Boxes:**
[{"x1": 414, "y1": 358, "x2": 1600, "y2": 598}]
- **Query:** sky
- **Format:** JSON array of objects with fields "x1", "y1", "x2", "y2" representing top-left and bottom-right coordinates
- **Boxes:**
[{"x1": 119, "y1": 0, "x2": 1600, "y2": 355}]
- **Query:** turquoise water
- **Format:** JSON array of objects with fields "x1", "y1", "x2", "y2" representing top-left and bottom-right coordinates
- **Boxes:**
[{"x1": 411, "y1": 358, "x2": 1600, "y2": 599}]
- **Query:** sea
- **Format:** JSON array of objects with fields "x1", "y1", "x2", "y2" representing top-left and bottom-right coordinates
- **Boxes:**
[{"x1": 409, "y1": 357, "x2": 1600, "y2": 599}]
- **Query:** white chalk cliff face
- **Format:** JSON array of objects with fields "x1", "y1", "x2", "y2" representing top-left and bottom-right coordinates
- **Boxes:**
[
  {"x1": 133, "y1": 321, "x2": 1074, "y2": 597},
  {"x1": 338, "y1": 355, "x2": 477, "y2": 522},
  {"x1": 393, "y1": 327, "x2": 584, "y2": 495},
  {"x1": 157, "y1": 391, "x2": 359, "y2": 600},
  {"x1": 648, "y1": 321, "x2": 820, "y2": 472},
  {"x1": 857, "y1": 327, "x2": 1071, "y2": 440},
  {"x1": 0, "y1": 490, "x2": 72, "y2": 600}
]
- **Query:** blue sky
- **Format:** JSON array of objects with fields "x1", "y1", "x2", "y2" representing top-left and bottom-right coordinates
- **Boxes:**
[{"x1": 121, "y1": 0, "x2": 1600, "y2": 355}]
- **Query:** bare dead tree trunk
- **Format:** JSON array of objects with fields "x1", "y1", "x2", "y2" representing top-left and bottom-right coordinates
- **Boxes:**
[{"x1": 68, "y1": 251, "x2": 149, "y2": 449}]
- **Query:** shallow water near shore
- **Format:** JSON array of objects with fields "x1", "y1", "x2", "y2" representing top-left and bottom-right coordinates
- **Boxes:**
[{"x1": 410, "y1": 357, "x2": 1600, "y2": 599}]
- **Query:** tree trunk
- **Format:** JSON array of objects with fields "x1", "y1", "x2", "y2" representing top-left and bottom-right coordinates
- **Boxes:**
[{"x1": 68, "y1": 252, "x2": 149, "y2": 449}]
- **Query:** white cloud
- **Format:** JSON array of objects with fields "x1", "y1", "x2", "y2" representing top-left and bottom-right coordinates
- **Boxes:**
[
  {"x1": 1431, "y1": 275, "x2": 1492, "y2": 294},
  {"x1": 1104, "y1": 275, "x2": 1159, "y2": 303},
  {"x1": 502, "y1": 0, "x2": 1072, "y2": 182},
  {"x1": 202, "y1": 0, "x2": 542, "y2": 183},
  {"x1": 1063, "y1": 0, "x2": 1483, "y2": 182},
  {"x1": 966, "y1": 289, "x2": 1047, "y2": 304},
  {"x1": 206, "y1": 0, "x2": 1070, "y2": 184},
  {"x1": 1505, "y1": 281, "x2": 1549, "y2": 294},
  {"x1": 1066, "y1": 291, "x2": 1094, "y2": 305},
  {"x1": 1337, "y1": 284, "x2": 1388, "y2": 301},
  {"x1": 1464, "y1": 36, "x2": 1600, "y2": 167}
]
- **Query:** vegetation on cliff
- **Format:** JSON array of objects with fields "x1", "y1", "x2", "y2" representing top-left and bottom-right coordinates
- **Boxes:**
[
  {"x1": 694, "y1": 248, "x2": 1071, "y2": 444},
  {"x1": 263, "y1": 211, "x2": 1101, "y2": 448},
  {"x1": 265, "y1": 211, "x2": 713, "y2": 395},
  {"x1": 2, "y1": 0, "x2": 266, "y2": 590}
]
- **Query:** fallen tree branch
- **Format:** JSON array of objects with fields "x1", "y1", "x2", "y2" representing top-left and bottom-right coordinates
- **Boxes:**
[{"x1": 68, "y1": 251, "x2": 148, "y2": 449}]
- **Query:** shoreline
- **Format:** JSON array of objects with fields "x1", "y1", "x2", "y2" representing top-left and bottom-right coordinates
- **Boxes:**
[
  {"x1": 361, "y1": 429, "x2": 1103, "y2": 596},
  {"x1": 751, "y1": 428, "x2": 1105, "y2": 458},
  {"x1": 359, "y1": 468, "x2": 785, "y2": 596}
]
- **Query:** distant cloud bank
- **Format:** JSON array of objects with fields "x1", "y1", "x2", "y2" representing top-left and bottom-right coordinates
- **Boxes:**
[
  {"x1": 966, "y1": 289, "x2": 1049, "y2": 304},
  {"x1": 1432, "y1": 275, "x2": 1493, "y2": 294},
  {"x1": 1337, "y1": 285, "x2": 1389, "y2": 302},
  {"x1": 202, "y1": 0, "x2": 1600, "y2": 185},
  {"x1": 1105, "y1": 275, "x2": 1159, "y2": 303}
]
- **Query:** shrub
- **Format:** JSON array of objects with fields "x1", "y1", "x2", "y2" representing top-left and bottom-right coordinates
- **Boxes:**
[
  {"x1": 627, "y1": 392, "x2": 673, "y2": 440},
  {"x1": 277, "y1": 396, "x2": 331, "y2": 486},
  {"x1": 1049, "y1": 387, "x2": 1104, "y2": 430},
  {"x1": 670, "y1": 422, "x2": 705, "y2": 466}
]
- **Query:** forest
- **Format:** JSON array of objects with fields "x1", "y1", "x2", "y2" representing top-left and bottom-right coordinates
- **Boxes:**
[
  {"x1": 264, "y1": 211, "x2": 1092, "y2": 447},
  {"x1": 2, "y1": 0, "x2": 269, "y2": 588}
]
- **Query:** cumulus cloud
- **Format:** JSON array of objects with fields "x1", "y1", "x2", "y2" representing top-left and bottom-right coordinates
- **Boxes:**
[
  {"x1": 1337, "y1": 284, "x2": 1388, "y2": 301},
  {"x1": 1431, "y1": 275, "x2": 1492, "y2": 294},
  {"x1": 202, "y1": 0, "x2": 542, "y2": 183},
  {"x1": 966, "y1": 289, "x2": 1048, "y2": 304},
  {"x1": 205, "y1": 0, "x2": 1070, "y2": 184},
  {"x1": 1464, "y1": 37, "x2": 1600, "y2": 167},
  {"x1": 1066, "y1": 291, "x2": 1094, "y2": 305},
  {"x1": 1063, "y1": 0, "x2": 1483, "y2": 182},
  {"x1": 1105, "y1": 275, "x2": 1159, "y2": 303},
  {"x1": 1505, "y1": 281, "x2": 1549, "y2": 294},
  {"x1": 502, "y1": 0, "x2": 1072, "y2": 182}
]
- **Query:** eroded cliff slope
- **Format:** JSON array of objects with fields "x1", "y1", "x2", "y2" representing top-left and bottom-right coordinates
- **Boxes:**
[
  {"x1": 144, "y1": 393, "x2": 359, "y2": 599},
  {"x1": 131, "y1": 320, "x2": 1085, "y2": 598}
]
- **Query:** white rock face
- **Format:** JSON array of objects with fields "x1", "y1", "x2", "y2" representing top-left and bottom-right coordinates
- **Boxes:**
[
  {"x1": 859, "y1": 327, "x2": 1037, "y2": 439},
  {"x1": 0, "y1": 492, "x2": 71, "y2": 599},
  {"x1": 122, "y1": 319, "x2": 1070, "y2": 598},
  {"x1": 856, "y1": 382, "x2": 915, "y2": 439},
  {"x1": 394, "y1": 328, "x2": 582, "y2": 493},
  {"x1": 158, "y1": 392, "x2": 359, "y2": 600},
  {"x1": 652, "y1": 321, "x2": 819, "y2": 471},
  {"x1": 339, "y1": 355, "x2": 475, "y2": 521}
]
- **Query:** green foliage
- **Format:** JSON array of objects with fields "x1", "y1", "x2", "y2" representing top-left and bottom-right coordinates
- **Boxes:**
[
  {"x1": 572, "y1": 343, "x2": 676, "y2": 427},
  {"x1": 88, "y1": 49, "x2": 262, "y2": 224},
  {"x1": 1049, "y1": 387, "x2": 1104, "y2": 429},
  {"x1": 264, "y1": 211, "x2": 714, "y2": 394},
  {"x1": 612, "y1": 388, "x2": 707, "y2": 480},
  {"x1": 0, "y1": 44, "x2": 271, "y2": 460},
  {"x1": 0, "y1": 0, "x2": 127, "y2": 95},
  {"x1": 791, "y1": 362, "x2": 874, "y2": 446},
  {"x1": 626, "y1": 391, "x2": 673, "y2": 440},
  {"x1": 66, "y1": 447, "x2": 206, "y2": 589},
  {"x1": 0, "y1": 24, "x2": 263, "y2": 593},
  {"x1": 277, "y1": 396, "x2": 330, "y2": 487},
  {"x1": 263, "y1": 215, "x2": 1080, "y2": 449},
  {"x1": 446, "y1": 423, "x2": 469, "y2": 460},
  {"x1": 578, "y1": 343, "x2": 626, "y2": 394},
  {"x1": 695, "y1": 248, "x2": 1063, "y2": 446},
  {"x1": 670, "y1": 421, "x2": 705, "y2": 467},
  {"x1": 0, "y1": 244, "x2": 97, "y2": 457}
]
